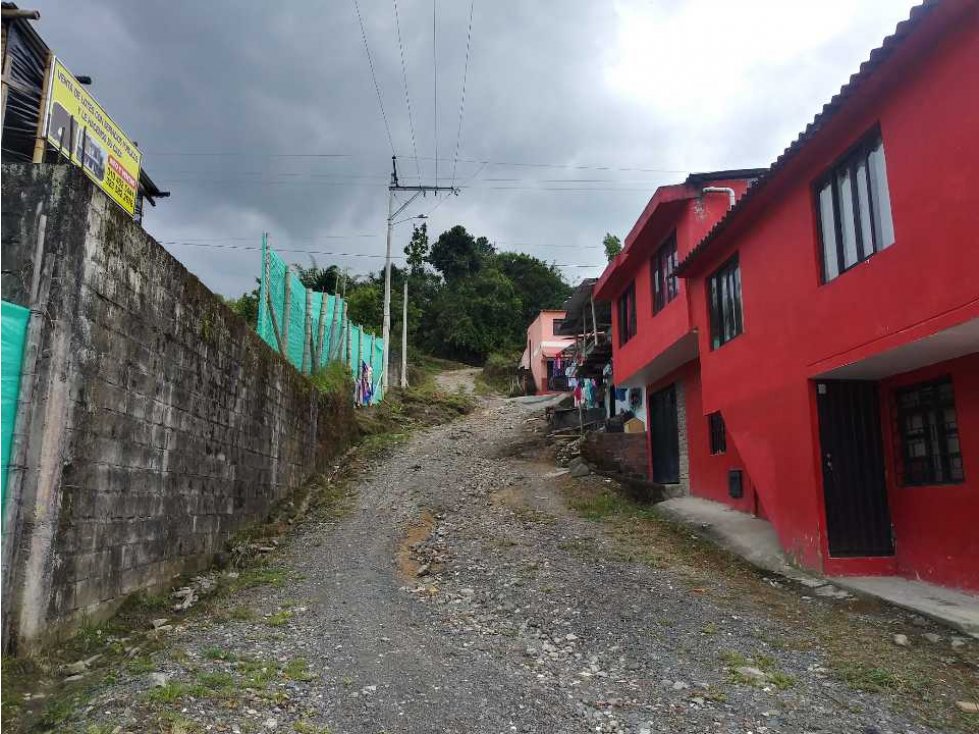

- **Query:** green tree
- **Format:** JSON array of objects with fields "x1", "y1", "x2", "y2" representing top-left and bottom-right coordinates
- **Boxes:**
[
  {"x1": 345, "y1": 280, "x2": 382, "y2": 333},
  {"x1": 295, "y1": 259, "x2": 342, "y2": 293},
  {"x1": 226, "y1": 279, "x2": 260, "y2": 327},
  {"x1": 427, "y1": 225, "x2": 494, "y2": 282},
  {"x1": 404, "y1": 223, "x2": 429, "y2": 276},
  {"x1": 603, "y1": 233, "x2": 622, "y2": 262},
  {"x1": 495, "y1": 252, "x2": 571, "y2": 328},
  {"x1": 419, "y1": 265, "x2": 521, "y2": 363}
]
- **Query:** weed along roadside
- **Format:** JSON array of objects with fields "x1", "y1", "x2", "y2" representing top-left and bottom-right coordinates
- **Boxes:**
[{"x1": 0, "y1": 364, "x2": 476, "y2": 734}]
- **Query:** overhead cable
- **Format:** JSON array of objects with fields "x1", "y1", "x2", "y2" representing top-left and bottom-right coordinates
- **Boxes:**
[
  {"x1": 451, "y1": 0, "x2": 476, "y2": 188},
  {"x1": 393, "y1": 0, "x2": 422, "y2": 180},
  {"x1": 352, "y1": 0, "x2": 397, "y2": 156}
]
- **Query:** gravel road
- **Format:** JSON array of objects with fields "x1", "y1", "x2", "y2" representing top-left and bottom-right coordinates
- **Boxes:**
[{"x1": 65, "y1": 380, "x2": 976, "y2": 733}]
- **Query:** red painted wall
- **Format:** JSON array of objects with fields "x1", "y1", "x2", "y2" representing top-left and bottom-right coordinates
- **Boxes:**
[
  {"x1": 645, "y1": 360, "x2": 761, "y2": 514},
  {"x1": 684, "y1": 4, "x2": 979, "y2": 585},
  {"x1": 879, "y1": 355, "x2": 979, "y2": 591},
  {"x1": 605, "y1": 180, "x2": 754, "y2": 386}
]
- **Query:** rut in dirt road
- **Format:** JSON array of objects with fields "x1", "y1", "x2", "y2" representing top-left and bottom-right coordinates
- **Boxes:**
[{"x1": 64, "y1": 387, "x2": 976, "y2": 734}]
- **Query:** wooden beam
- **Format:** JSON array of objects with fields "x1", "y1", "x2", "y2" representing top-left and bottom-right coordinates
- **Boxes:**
[{"x1": 31, "y1": 52, "x2": 52, "y2": 163}]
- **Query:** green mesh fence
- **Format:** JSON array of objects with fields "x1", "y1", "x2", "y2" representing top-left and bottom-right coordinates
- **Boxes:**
[
  {"x1": 2, "y1": 300, "x2": 30, "y2": 517},
  {"x1": 256, "y1": 238, "x2": 384, "y2": 404}
]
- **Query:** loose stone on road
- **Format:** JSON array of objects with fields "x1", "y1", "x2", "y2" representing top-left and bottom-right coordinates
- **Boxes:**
[{"x1": 66, "y1": 379, "x2": 977, "y2": 733}]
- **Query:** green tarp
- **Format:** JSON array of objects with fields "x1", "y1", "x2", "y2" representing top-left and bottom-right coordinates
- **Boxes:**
[
  {"x1": 256, "y1": 239, "x2": 384, "y2": 403},
  {"x1": 2, "y1": 300, "x2": 30, "y2": 516}
]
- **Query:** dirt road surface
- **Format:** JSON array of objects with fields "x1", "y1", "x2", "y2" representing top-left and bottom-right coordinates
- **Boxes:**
[
  {"x1": 54, "y1": 373, "x2": 977, "y2": 733},
  {"x1": 434, "y1": 366, "x2": 482, "y2": 394}
]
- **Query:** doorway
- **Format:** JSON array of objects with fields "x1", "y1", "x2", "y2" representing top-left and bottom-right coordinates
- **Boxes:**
[
  {"x1": 816, "y1": 380, "x2": 894, "y2": 557},
  {"x1": 649, "y1": 384, "x2": 680, "y2": 484}
]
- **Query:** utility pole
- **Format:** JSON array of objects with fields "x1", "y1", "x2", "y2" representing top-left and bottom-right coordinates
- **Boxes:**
[
  {"x1": 401, "y1": 279, "x2": 408, "y2": 388},
  {"x1": 381, "y1": 155, "x2": 457, "y2": 392}
]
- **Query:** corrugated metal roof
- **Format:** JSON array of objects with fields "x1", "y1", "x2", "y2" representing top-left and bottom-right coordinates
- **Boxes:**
[{"x1": 675, "y1": 0, "x2": 944, "y2": 277}]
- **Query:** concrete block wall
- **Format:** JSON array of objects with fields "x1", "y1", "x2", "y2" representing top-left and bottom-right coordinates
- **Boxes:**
[
  {"x1": 1, "y1": 165, "x2": 356, "y2": 650},
  {"x1": 676, "y1": 380, "x2": 690, "y2": 494}
]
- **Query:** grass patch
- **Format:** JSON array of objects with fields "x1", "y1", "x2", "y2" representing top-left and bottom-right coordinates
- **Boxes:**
[
  {"x1": 283, "y1": 658, "x2": 317, "y2": 682},
  {"x1": 266, "y1": 609, "x2": 294, "y2": 627},
  {"x1": 294, "y1": 722, "x2": 332, "y2": 734},
  {"x1": 228, "y1": 565, "x2": 289, "y2": 591},
  {"x1": 236, "y1": 657, "x2": 279, "y2": 688},
  {"x1": 126, "y1": 655, "x2": 157, "y2": 674},
  {"x1": 836, "y1": 662, "x2": 902, "y2": 693},
  {"x1": 721, "y1": 649, "x2": 795, "y2": 690},
  {"x1": 147, "y1": 681, "x2": 189, "y2": 704},
  {"x1": 202, "y1": 647, "x2": 236, "y2": 662}
]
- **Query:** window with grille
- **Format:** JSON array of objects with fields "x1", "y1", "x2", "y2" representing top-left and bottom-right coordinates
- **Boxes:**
[
  {"x1": 816, "y1": 131, "x2": 895, "y2": 282},
  {"x1": 708, "y1": 255, "x2": 743, "y2": 349},
  {"x1": 652, "y1": 234, "x2": 678, "y2": 314},
  {"x1": 895, "y1": 377, "x2": 964, "y2": 486},
  {"x1": 617, "y1": 281, "x2": 637, "y2": 346},
  {"x1": 708, "y1": 411, "x2": 726, "y2": 454}
]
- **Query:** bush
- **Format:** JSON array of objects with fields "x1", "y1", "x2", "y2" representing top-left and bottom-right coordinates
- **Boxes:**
[
  {"x1": 309, "y1": 360, "x2": 353, "y2": 397},
  {"x1": 481, "y1": 351, "x2": 521, "y2": 396}
]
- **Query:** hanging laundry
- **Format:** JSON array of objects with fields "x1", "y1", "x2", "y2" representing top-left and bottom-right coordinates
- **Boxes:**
[{"x1": 355, "y1": 360, "x2": 374, "y2": 406}]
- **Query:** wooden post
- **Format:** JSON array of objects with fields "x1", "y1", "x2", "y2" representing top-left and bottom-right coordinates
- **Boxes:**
[
  {"x1": 264, "y1": 288, "x2": 284, "y2": 355},
  {"x1": 314, "y1": 293, "x2": 328, "y2": 372},
  {"x1": 301, "y1": 287, "x2": 312, "y2": 373},
  {"x1": 31, "y1": 53, "x2": 53, "y2": 163},
  {"x1": 401, "y1": 279, "x2": 408, "y2": 388},
  {"x1": 281, "y1": 265, "x2": 291, "y2": 360},
  {"x1": 590, "y1": 294, "x2": 599, "y2": 345},
  {"x1": 328, "y1": 295, "x2": 341, "y2": 361}
]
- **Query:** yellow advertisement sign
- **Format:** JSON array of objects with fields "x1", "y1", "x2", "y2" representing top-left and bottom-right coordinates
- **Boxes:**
[{"x1": 44, "y1": 58, "x2": 142, "y2": 216}]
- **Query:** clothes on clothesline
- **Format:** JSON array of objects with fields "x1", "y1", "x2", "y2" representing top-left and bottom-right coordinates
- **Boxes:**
[
  {"x1": 573, "y1": 377, "x2": 599, "y2": 409},
  {"x1": 355, "y1": 360, "x2": 374, "y2": 406}
]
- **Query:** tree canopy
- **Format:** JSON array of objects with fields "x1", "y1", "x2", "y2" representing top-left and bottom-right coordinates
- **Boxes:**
[{"x1": 603, "y1": 233, "x2": 622, "y2": 262}]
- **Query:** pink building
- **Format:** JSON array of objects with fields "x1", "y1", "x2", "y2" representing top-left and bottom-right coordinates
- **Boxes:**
[{"x1": 520, "y1": 310, "x2": 574, "y2": 394}]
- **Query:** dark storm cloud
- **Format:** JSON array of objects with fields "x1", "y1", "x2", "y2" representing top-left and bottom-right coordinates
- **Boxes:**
[{"x1": 26, "y1": 0, "x2": 916, "y2": 296}]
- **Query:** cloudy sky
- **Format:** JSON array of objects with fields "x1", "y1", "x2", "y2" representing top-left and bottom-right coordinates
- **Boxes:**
[{"x1": 29, "y1": 0, "x2": 917, "y2": 297}]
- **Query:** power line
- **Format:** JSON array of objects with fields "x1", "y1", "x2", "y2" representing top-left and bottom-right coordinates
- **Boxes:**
[
  {"x1": 451, "y1": 0, "x2": 476, "y2": 188},
  {"x1": 432, "y1": 0, "x2": 439, "y2": 187},
  {"x1": 142, "y1": 149, "x2": 695, "y2": 175},
  {"x1": 164, "y1": 240, "x2": 607, "y2": 265},
  {"x1": 159, "y1": 234, "x2": 378, "y2": 243},
  {"x1": 392, "y1": 0, "x2": 421, "y2": 181},
  {"x1": 352, "y1": 0, "x2": 397, "y2": 156}
]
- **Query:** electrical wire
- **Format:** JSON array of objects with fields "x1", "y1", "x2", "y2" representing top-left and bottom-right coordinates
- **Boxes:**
[
  {"x1": 142, "y1": 149, "x2": 695, "y2": 175},
  {"x1": 164, "y1": 240, "x2": 607, "y2": 266},
  {"x1": 432, "y1": 0, "x2": 439, "y2": 187},
  {"x1": 450, "y1": 0, "x2": 476, "y2": 188},
  {"x1": 352, "y1": 0, "x2": 397, "y2": 156},
  {"x1": 393, "y1": 0, "x2": 421, "y2": 181}
]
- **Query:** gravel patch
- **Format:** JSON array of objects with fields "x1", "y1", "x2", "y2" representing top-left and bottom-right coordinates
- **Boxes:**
[{"x1": 57, "y1": 392, "x2": 972, "y2": 733}]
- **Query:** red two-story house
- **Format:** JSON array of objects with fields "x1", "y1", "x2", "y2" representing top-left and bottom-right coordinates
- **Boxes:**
[
  {"x1": 674, "y1": 0, "x2": 978, "y2": 591},
  {"x1": 594, "y1": 170, "x2": 765, "y2": 506}
]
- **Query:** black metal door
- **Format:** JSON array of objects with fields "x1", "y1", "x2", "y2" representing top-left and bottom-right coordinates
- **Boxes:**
[
  {"x1": 650, "y1": 385, "x2": 680, "y2": 484},
  {"x1": 816, "y1": 380, "x2": 894, "y2": 557}
]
